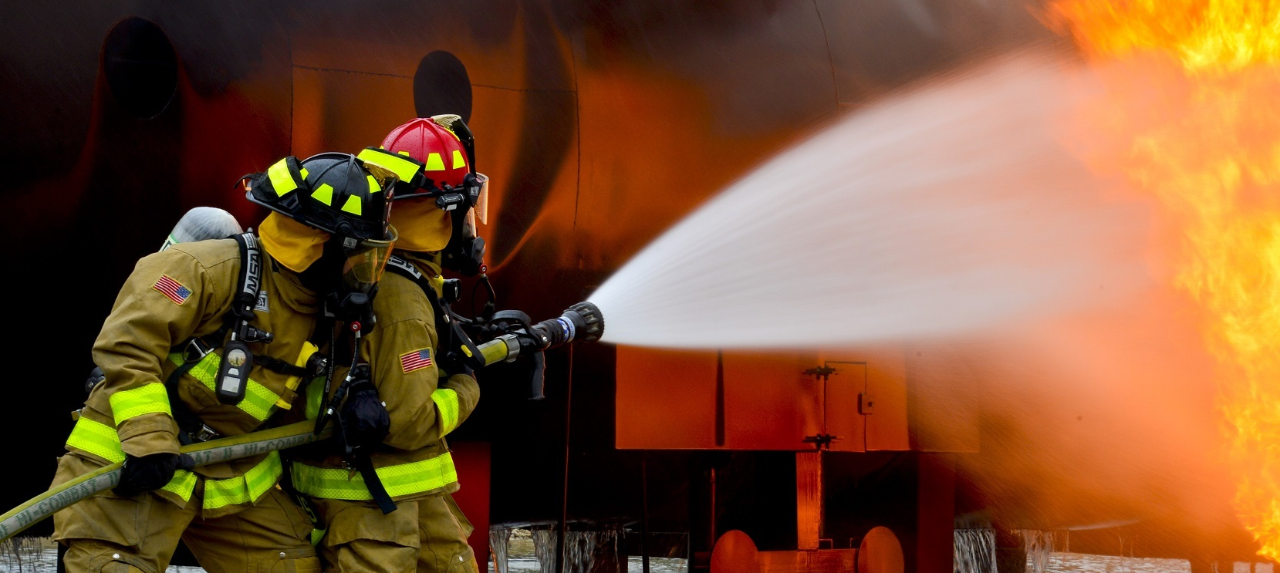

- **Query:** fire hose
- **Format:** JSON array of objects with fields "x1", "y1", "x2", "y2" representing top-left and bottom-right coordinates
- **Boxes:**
[{"x1": 0, "y1": 421, "x2": 331, "y2": 542}]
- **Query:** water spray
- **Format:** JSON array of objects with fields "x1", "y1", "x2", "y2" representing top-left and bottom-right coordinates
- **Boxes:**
[{"x1": 586, "y1": 50, "x2": 1151, "y2": 349}]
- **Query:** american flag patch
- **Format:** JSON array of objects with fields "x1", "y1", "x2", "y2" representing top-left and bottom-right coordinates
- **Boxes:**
[
  {"x1": 153, "y1": 275, "x2": 192, "y2": 305},
  {"x1": 400, "y1": 348, "x2": 433, "y2": 373}
]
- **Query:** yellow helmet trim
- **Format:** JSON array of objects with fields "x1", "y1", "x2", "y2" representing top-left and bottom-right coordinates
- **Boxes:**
[
  {"x1": 341, "y1": 195, "x2": 362, "y2": 216},
  {"x1": 357, "y1": 148, "x2": 421, "y2": 183},
  {"x1": 300, "y1": 167, "x2": 309, "y2": 180},
  {"x1": 367, "y1": 175, "x2": 380, "y2": 193},
  {"x1": 452, "y1": 150, "x2": 466, "y2": 170},
  {"x1": 425, "y1": 153, "x2": 445, "y2": 171},
  {"x1": 312, "y1": 183, "x2": 334, "y2": 206},
  {"x1": 267, "y1": 159, "x2": 298, "y2": 197}
]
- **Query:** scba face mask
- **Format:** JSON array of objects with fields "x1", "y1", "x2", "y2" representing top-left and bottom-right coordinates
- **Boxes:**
[
  {"x1": 340, "y1": 226, "x2": 397, "y2": 296},
  {"x1": 325, "y1": 226, "x2": 397, "y2": 333}
]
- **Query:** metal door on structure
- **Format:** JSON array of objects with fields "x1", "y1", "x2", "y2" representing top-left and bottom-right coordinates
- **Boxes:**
[{"x1": 616, "y1": 346, "x2": 908, "y2": 452}]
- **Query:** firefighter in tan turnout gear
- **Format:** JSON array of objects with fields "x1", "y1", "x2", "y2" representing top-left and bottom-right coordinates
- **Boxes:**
[
  {"x1": 52, "y1": 152, "x2": 398, "y2": 573},
  {"x1": 287, "y1": 116, "x2": 486, "y2": 573}
]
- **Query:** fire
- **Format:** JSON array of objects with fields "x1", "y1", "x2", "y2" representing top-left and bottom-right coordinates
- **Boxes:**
[
  {"x1": 1050, "y1": 0, "x2": 1280, "y2": 560},
  {"x1": 1051, "y1": 0, "x2": 1280, "y2": 72}
]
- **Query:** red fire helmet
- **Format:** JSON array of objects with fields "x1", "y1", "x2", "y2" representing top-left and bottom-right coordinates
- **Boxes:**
[
  {"x1": 381, "y1": 117, "x2": 470, "y2": 190},
  {"x1": 375, "y1": 116, "x2": 475, "y2": 253}
]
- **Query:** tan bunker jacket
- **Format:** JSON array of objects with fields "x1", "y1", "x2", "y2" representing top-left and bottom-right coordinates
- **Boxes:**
[
  {"x1": 291, "y1": 253, "x2": 480, "y2": 502},
  {"x1": 61, "y1": 237, "x2": 320, "y2": 518}
]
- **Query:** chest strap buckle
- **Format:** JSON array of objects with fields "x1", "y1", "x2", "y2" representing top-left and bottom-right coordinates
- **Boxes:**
[
  {"x1": 183, "y1": 338, "x2": 215, "y2": 364},
  {"x1": 195, "y1": 424, "x2": 222, "y2": 443}
]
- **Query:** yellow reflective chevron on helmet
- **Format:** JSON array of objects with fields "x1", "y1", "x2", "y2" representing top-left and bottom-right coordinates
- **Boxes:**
[
  {"x1": 367, "y1": 175, "x2": 380, "y2": 193},
  {"x1": 341, "y1": 195, "x2": 362, "y2": 215},
  {"x1": 357, "y1": 147, "x2": 421, "y2": 183},
  {"x1": 425, "y1": 153, "x2": 445, "y2": 171},
  {"x1": 311, "y1": 183, "x2": 334, "y2": 206},
  {"x1": 267, "y1": 159, "x2": 299, "y2": 197},
  {"x1": 300, "y1": 167, "x2": 309, "y2": 180},
  {"x1": 452, "y1": 150, "x2": 466, "y2": 169}
]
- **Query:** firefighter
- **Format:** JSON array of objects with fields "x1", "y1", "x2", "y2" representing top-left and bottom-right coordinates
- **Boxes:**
[
  {"x1": 52, "y1": 152, "x2": 397, "y2": 573},
  {"x1": 287, "y1": 116, "x2": 484, "y2": 573}
]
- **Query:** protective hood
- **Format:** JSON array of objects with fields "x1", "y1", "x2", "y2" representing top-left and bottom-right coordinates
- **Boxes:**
[
  {"x1": 259, "y1": 212, "x2": 328, "y2": 273},
  {"x1": 388, "y1": 197, "x2": 452, "y2": 253}
]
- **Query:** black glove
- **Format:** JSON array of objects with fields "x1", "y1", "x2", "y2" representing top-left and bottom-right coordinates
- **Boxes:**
[
  {"x1": 115, "y1": 452, "x2": 196, "y2": 497},
  {"x1": 338, "y1": 366, "x2": 390, "y2": 454}
]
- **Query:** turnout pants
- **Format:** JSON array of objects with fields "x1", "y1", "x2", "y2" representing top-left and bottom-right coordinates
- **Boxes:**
[
  {"x1": 52, "y1": 454, "x2": 319, "y2": 573},
  {"x1": 312, "y1": 494, "x2": 477, "y2": 573}
]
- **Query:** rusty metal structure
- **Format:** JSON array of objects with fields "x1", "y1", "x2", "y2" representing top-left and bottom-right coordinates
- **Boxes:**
[{"x1": 0, "y1": 1, "x2": 1264, "y2": 571}]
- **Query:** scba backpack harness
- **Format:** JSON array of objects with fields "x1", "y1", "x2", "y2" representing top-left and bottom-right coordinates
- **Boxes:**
[{"x1": 164, "y1": 232, "x2": 323, "y2": 445}]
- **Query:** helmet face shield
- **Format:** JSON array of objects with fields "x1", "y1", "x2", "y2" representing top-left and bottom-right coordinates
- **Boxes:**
[
  {"x1": 340, "y1": 226, "x2": 397, "y2": 295},
  {"x1": 473, "y1": 172, "x2": 489, "y2": 225},
  {"x1": 359, "y1": 162, "x2": 399, "y2": 239}
]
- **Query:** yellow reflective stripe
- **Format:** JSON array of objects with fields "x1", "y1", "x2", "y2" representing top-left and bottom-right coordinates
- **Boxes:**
[
  {"x1": 366, "y1": 175, "x2": 380, "y2": 193},
  {"x1": 300, "y1": 167, "x2": 310, "y2": 180},
  {"x1": 312, "y1": 183, "x2": 334, "y2": 206},
  {"x1": 169, "y1": 353, "x2": 278, "y2": 421},
  {"x1": 267, "y1": 159, "x2": 299, "y2": 197},
  {"x1": 162, "y1": 469, "x2": 198, "y2": 502},
  {"x1": 452, "y1": 150, "x2": 466, "y2": 170},
  {"x1": 108, "y1": 383, "x2": 172, "y2": 425},
  {"x1": 290, "y1": 452, "x2": 457, "y2": 500},
  {"x1": 71, "y1": 413, "x2": 277, "y2": 508},
  {"x1": 357, "y1": 148, "x2": 421, "y2": 183},
  {"x1": 66, "y1": 417, "x2": 125, "y2": 463},
  {"x1": 425, "y1": 152, "x2": 445, "y2": 171},
  {"x1": 203, "y1": 451, "x2": 283, "y2": 510},
  {"x1": 340, "y1": 195, "x2": 362, "y2": 216},
  {"x1": 432, "y1": 388, "x2": 460, "y2": 437},
  {"x1": 305, "y1": 377, "x2": 324, "y2": 421}
]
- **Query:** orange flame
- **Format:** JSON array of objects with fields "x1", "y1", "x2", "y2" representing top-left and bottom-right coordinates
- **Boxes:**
[
  {"x1": 1051, "y1": 0, "x2": 1280, "y2": 73},
  {"x1": 1051, "y1": 0, "x2": 1280, "y2": 560}
]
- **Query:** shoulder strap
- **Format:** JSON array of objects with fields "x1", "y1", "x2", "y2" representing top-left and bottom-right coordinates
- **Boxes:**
[
  {"x1": 385, "y1": 255, "x2": 427, "y2": 289},
  {"x1": 230, "y1": 232, "x2": 263, "y2": 321},
  {"x1": 385, "y1": 255, "x2": 448, "y2": 329},
  {"x1": 385, "y1": 254, "x2": 449, "y2": 335},
  {"x1": 385, "y1": 256, "x2": 483, "y2": 372},
  {"x1": 386, "y1": 254, "x2": 456, "y2": 358}
]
